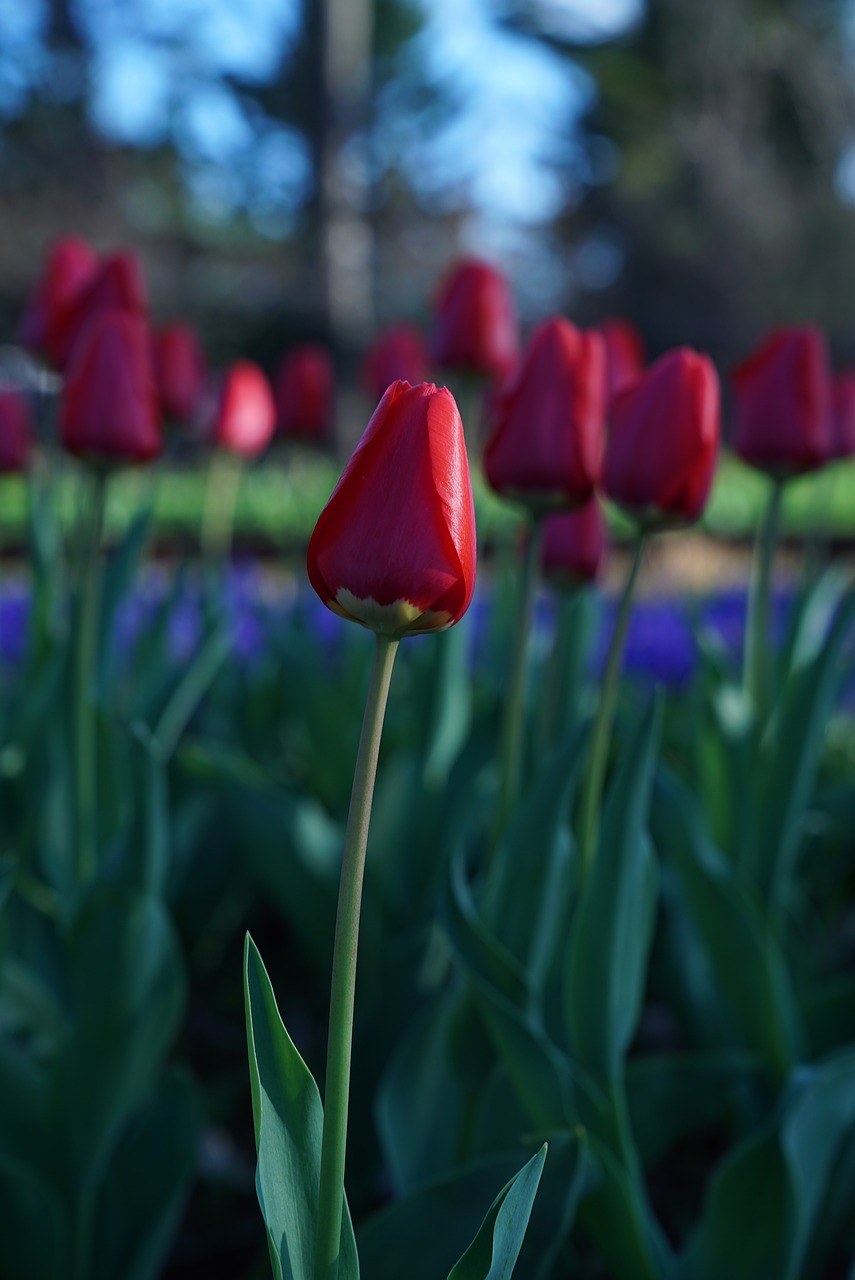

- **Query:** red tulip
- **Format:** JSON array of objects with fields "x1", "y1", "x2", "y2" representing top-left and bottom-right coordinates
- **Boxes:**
[
  {"x1": 60, "y1": 311, "x2": 161, "y2": 464},
  {"x1": 484, "y1": 317, "x2": 606, "y2": 511},
  {"x1": 308, "y1": 381, "x2": 476, "y2": 636},
  {"x1": 56, "y1": 251, "x2": 149, "y2": 370},
  {"x1": 0, "y1": 389, "x2": 33, "y2": 473},
  {"x1": 19, "y1": 236, "x2": 98, "y2": 365},
  {"x1": 541, "y1": 498, "x2": 606, "y2": 587},
  {"x1": 430, "y1": 258, "x2": 519, "y2": 380},
  {"x1": 154, "y1": 323, "x2": 206, "y2": 424},
  {"x1": 831, "y1": 373, "x2": 855, "y2": 460},
  {"x1": 597, "y1": 318, "x2": 644, "y2": 400},
  {"x1": 215, "y1": 361, "x2": 276, "y2": 457},
  {"x1": 274, "y1": 345, "x2": 334, "y2": 443},
  {"x1": 361, "y1": 325, "x2": 429, "y2": 401},
  {"x1": 731, "y1": 327, "x2": 830, "y2": 475},
  {"x1": 603, "y1": 347, "x2": 720, "y2": 524}
]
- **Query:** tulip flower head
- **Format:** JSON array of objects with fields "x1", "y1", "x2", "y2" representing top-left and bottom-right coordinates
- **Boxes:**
[
  {"x1": 308, "y1": 381, "x2": 476, "y2": 637},
  {"x1": 831, "y1": 373, "x2": 855, "y2": 460},
  {"x1": 430, "y1": 258, "x2": 519, "y2": 380},
  {"x1": 603, "y1": 347, "x2": 720, "y2": 526},
  {"x1": 362, "y1": 324, "x2": 429, "y2": 401},
  {"x1": 57, "y1": 251, "x2": 149, "y2": 369},
  {"x1": 731, "y1": 327, "x2": 830, "y2": 475},
  {"x1": 0, "y1": 389, "x2": 33, "y2": 473},
  {"x1": 484, "y1": 317, "x2": 606, "y2": 512},
  {"x1": 60, "y1": 310, "x2": 161, "y2": 465},
  {"x1": 19, "y1": 235, "x2": 98, "y2": 367},
  {"x1": 154, "y1": 323, "x2": 206, "y2": 424},
  {"x1": 597, "y1": 318, "x2": 645, "y2": 401},
  {"x1": 541, "y1": 497, "x2": 606, "y2": 588},
  {"x1": 274, "y1": 345, "x2": 334, "y2": 443},
  {"x1": 214, "y1": 361, "x2": 276, "y2": 457}
]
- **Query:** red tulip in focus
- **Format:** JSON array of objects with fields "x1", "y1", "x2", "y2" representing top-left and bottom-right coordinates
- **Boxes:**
[
  {"x1": 308, "y1": 381, "x2": 476, "y2": 637},
  {"x1": 362, "y1": 325, "x2": 429, "y2": 401},
  {"x1": 60, "y1": 311, "x2": 161, "y2": 464},
  {"x1": 597, "y1": 318, "x2": 645, "y2": 400},
  {"x1": 215, "y1": 362, "x2": 276, "y2": 457},
  {"x1": 19, "y1": 236, "x2": 98, "y2": 365},
  {"x1": 731, "y1": 327, "x2": 830, "y2": 475},
  {"x1": 831, "y1": 373, "x2": 855, "y2": 460},
  {"x1": 274, "y1": 345, "x2": 334, "y2": 443},
  {"x1": 55, "y1": 251, "x2": 149, "y2": 371},
  {"x1": 541, "y1": 497, "x2": 606, "y2": 587},
  {"x1": 484, "y1": 317, "x2": 606, "y2": 511},
  {"x1": 0, "y1": 389, "x2": 33, "y2": 473},
  {"x1": 430, "y1": 258, "x2": 519, "y2": 380},
  {"x1": 154, "y1": 323, "x2": 206, "y2": 424},
  {"x1": 603, "y1": 347, "x2": 720, "y2": 524}
]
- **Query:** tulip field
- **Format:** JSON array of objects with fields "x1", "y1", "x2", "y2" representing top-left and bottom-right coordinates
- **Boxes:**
[{"x1": 1, "y1": 241, "x2": 855, "y2": 1280}]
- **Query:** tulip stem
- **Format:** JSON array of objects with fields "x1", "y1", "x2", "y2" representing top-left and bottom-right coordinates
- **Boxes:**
[
  {"x1": 538, "y1": 585, "x2": 588, "y2": 753},
  {"x1": 315, "y1": 634, "x2": 399, "y2": 1280},
  {"x1": 744, "y1": 477, "x2": 785, "y2": 722},
  {"x1": 579, "y1": 532, "x2": 647, "y2": 881},
  {"x1": 74, "y1": 469, "x2": 108, "y2": 885},
  {"x1": 495, "y1": 515, "x2": 544, "y2": 842}
]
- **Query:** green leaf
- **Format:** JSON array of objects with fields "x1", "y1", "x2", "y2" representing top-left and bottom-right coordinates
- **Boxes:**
[
  {"x1": 447, "y1": 1144, "x2": 547, "y2": 1280},
  {"x1": 244, "y1": 934, "x2": 359, "y2": 1280},
  {"x1": 745, "y1": 591, "x2": 855, "y2": 915},
  {"x1": 580, "y1": 1135, "x2": 676, "y2": 1280},
  {"x1": 92, "y1": 1071, "x2": 201, "y2": 1280},
  {"x1": 653, "y1": 771, "x2": 800, "y2": 1077},
  {"x1": 419, "y1": 619, "x2": 473, "y2": 788},
  {"x1": 565, "y1": 699, "x2": 662, "y2": 1081},
  {"x1": 682, "y1": 1047, "x2": 855, "y2": 1280}
]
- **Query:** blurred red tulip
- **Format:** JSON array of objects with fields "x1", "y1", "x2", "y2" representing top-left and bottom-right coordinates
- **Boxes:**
[
  {"x1": 484, "y1": 317, "x2": 606, "y2": 511},
  {"x1": 19, "y1": 236, "x2": 98, "y2": 365},
  {"x1": 603, "y1": 347, "x2": 720, "y2": 524},
  {"x1": 308, "y1": 381, "x2": 476, "y2": 636},
  {"x1": 60, "y1": 311, "x2": 161, "y2": 464},
  {"x1": 597, "y1": 318, "x2": 645, "y2": 400},
  {"x1": 541, "y1": 497, "x2": 606, "y2": 587},
  {"x1": 154, "y1": 323, "x2": 206, "y2": 424},
  {"x1": 430, "y1": 258, "x2": 519, "y2": 380},
  {"x1": 274, "y1": 345, "x2": 334, "y2": 443},
  {"x1": 0, "y1": 389, "x2": 33, "y2": 473},
  {"x1": 731, "y1": 327, "x2": 830, "y2": 475},
  {"x1": 56, "y1": 251, "x2": 149, "y2": 371},
  {"x1": 361, "y1": 325, "x2": 429, "y2": 401},
  {"x1": 215, "y1": 361, "x2": 276, "y2": 457},
  {"x1": 831, "y1": 373, "x2": 855, "y2": 460}
]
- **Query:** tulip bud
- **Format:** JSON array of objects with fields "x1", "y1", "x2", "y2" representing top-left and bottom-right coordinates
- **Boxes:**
[
  {"x1": 57, "y1": 251, "x2": 149, "y2": 370},
  {"x1": 731, "y1": 327, "x2": 830, "y2": 475},
  {"x1": 831, "y1": 373, "x2": 855, "y2": 460},
  {"x1": 484, "y1": 317, "x2": 606, "y2": 512},
  {"x1": 215, "y1": 361, "x2": 276, "y2": 457},
  {"x1": 430, "y1": 258, "x2": 519, "y2": 380},
  {"x1": 274, "y1": 345, "x2": 334, "y2": 443},
  {"x1": 361, "y1": 325, "x2": 429, "y2": 401},
  {"x1": 153, "y1": 323, "x2": 206, "y2": 424},
  {"x1": 603, "y1": 347, "x2": 720, "y2": 525},
  {"x1": 19, "y1": 236, "x2": 98, "y2": 366},
  {"x1": 60, "y1": 311, "x2": 161, "y2": 465},
  {"x1": 0, "y1": 389, "x2": 33, "y2": 473},
  {"x1": 597, "y1": 318, "x2": 645, "y2": 400},
  {"x1": 541, "y1": 497, "x2": 606, "y2": 587},
  {"x1": 308, "y1": 381, "x2": 476, "y2": 637}
]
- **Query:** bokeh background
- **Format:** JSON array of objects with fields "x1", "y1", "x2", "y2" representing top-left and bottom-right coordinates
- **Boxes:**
[{"x1": 4, "y1": 0, "x2": 855, "y2": 370}]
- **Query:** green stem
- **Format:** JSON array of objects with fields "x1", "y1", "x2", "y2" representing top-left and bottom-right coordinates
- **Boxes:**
[
  {"x1": 314, "y1": 635, "x2": 399, "y2": 1280},
  {"x1": 494, "y1": 515, "x2": 544, "y2": 841},
  {"x1": 744, "y1": 477, "x2": 785, "y2": 722},
  {"x1": 74, "y1": 470, "x2": 107, "y2": 885},
  {"x1": 538, "y1": 585, "x2": 585, "y2": 754},
  {"x1": 578, "y1": 533, "x2": 647, "y2": 881}
]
